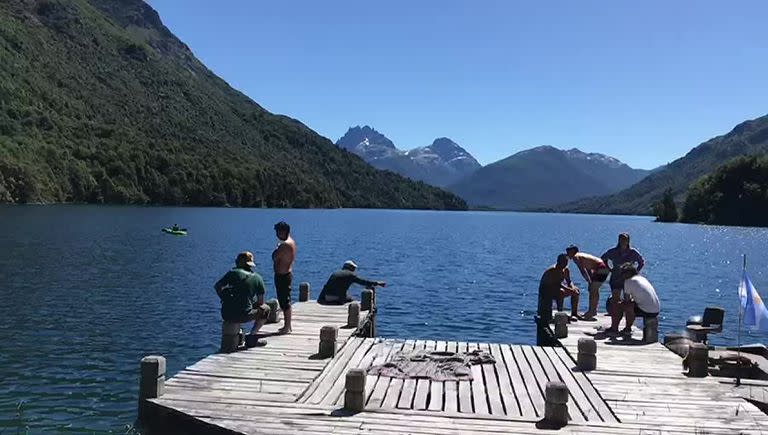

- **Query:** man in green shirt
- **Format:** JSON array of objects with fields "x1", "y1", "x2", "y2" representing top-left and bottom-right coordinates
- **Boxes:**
[{"x1": 214, "y1": 251, "x2": 270, "y2": 342}]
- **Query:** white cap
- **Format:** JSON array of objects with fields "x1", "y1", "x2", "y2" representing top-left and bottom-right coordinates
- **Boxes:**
[{"x1": 343, "y1": 260, "x2": 358, "y2": 270}]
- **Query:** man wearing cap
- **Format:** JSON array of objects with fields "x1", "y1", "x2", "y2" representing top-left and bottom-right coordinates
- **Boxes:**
[
  {"x1": 214, "y1": 251, "x2": 270, "y2": 344},
  {"x1": 318, "y1": 261, "x2": 386, "y2": 304}
]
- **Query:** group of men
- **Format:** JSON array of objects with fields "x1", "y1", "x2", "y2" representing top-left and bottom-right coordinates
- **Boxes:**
[
  {"x1": 538, "y1": 233, "x2": 660, "y2": 334},
  {"x1": 213, "y1": 221, "x2": 386, "y2": 347}
]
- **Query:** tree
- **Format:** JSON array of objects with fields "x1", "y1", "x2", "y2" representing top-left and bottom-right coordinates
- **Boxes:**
[{"x1": 653, "y1": 188, "x2": 678, "y2": 222}]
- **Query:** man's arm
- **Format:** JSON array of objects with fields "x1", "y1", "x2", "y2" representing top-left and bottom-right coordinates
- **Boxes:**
[
  {"x1": 214, "y1": 273, "x2": 230, "y2": 299},
  {"x1": 635, "y1": 250, "x2": 645, "y2": 272},
  {"x1": 255, "y1": 276, "x2": 266, "y2": 306},
  {"x1": 353, "y1": 275, "x2": 385, "y2": 288}
]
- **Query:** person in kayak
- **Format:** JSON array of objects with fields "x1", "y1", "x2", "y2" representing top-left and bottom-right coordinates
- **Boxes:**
[
  {"x1": 272, "y1": 221, "x2": 296, "y2": 335},
  {"x1": 172, "y1": 224, "x2": 180, "y2": 232},
  {"x1": 565, "y1": 245, "x2": 610, "y2": 321},
  {"x1": 317, "y1": 261, "x2": 386, "y2": 304},
  {"x1": 613, "y1": 263, "x2": 660, "y2": 334},
  {"x1": 537, "y1": 254, "x2": 580, "y2": 323},
  {"x1": 601, "y1": 233, "x2": 645, "y2": 332},
  {"x1": 214, "y1": 251, "x2": 270, "y2": 345}
]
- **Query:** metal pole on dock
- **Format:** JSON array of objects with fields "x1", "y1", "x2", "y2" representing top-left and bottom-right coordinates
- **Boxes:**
[{"x1": 737, "y1": 254, "x2": 746, "y2": 386}]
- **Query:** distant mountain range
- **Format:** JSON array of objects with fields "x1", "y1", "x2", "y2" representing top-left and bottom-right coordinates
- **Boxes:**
[
  {"x1": 558, "y1": 114, "x2": 768, "y2": 215},
  {"x1": 449, "y1": 146, "x2": 651, "y2": 210},
  {"x1": 337, "y1": 126, "x2": 481, "y2": 187}
]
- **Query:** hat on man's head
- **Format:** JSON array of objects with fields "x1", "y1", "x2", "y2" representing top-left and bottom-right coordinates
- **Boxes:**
[
  {"x1": 236, "y1": 251, "x2": 256, "y2": 268},
  {"x1": 343, "y1": 260, "x2": 358, "y2": 271}
]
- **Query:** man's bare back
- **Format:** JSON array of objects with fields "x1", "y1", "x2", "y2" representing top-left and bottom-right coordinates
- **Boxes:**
[{"x1": 272, "y1": 236, "x2": 296, "y2": 274}]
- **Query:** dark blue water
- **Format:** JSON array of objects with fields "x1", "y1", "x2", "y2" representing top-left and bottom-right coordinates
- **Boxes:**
[{"x1": 2, "y1": 206, "x2": 767, "y2": 432}]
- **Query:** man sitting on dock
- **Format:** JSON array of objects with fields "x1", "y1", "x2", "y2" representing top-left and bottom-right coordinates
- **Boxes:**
[
  {"x1": 214, "y1": 251, "x2": 270, "y2": 344},
  {"x1": 565, "y1": 245, "x2": 610, "y2": 321},
  {"x1": 318, "y1": 260, "x2": 386, "y2": 304},
  {"x1": 610, "y1": 263, "x2": 660, "y2": 334},
  {"x1": 538, "y1": 254, "x2": 580, "y2": 323}
]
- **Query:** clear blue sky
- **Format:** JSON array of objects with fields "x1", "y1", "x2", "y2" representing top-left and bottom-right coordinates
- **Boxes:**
[{"x1": 147, "y1": 0, "x2": 768, "y2": 169}]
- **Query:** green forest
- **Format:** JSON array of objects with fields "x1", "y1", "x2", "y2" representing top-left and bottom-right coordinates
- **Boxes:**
[
  {"x1": 680, "y1": 155, "x2": 768, "y2": 227},
  {"x1": 0, "y1": 0, "x2": 466, "y2": 210}
]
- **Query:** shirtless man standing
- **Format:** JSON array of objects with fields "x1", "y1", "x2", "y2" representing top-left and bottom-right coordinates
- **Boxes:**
[
  {"x1": 565, "y1": 245, "x2": 610, "y2": 321},
  {"x1": 272, "y1": 221, "x2": 296, "y2": 335},
  {"x1": 538, "y1": 254, "x2": 580, "y2": 324}
]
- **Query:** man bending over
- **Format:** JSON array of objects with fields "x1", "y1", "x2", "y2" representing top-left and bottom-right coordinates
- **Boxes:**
[{"x1": 538, "y1": 254, "x2": 580, "y2": 323}]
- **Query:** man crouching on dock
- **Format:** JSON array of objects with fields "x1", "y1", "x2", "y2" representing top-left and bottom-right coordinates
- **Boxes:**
[
  {"x1": 215, "y1": 251, "x2": 270, "y2": 345},
  {"x1": 538, "y1": 254, "x2": 580, "y2": 323}
]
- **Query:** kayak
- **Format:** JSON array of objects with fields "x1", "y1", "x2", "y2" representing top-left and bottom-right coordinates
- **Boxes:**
[{"x1": 162, "y1": 228, "x2": 187, "y2": 236}]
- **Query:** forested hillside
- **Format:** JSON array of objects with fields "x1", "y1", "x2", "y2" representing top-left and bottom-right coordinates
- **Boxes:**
[{"x1": 0, "y1": 0, "x2": 466, "y2": 210}]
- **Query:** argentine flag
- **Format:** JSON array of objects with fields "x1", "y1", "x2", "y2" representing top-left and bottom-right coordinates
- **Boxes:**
[{"x1": 739, "y1": 270, "x2": 768, "y2": 331}]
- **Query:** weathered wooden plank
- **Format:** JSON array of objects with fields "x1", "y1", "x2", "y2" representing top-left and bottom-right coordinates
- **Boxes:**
[
  {"x1": 510, "y1": 345, "x2": 545, "y2": 418},
  {"x1": 321, "y1": 337, "x2": 376, "y2": 405},
  {"x1": 382, "y1": 340, "x2": 416, "y2": 409},
  {"x1": 477, "y1": 342, "x2": 504, "y2": 416},
  {"x1": 397, "y1": 340, "x2": 425, "y2": 409},
  {"x1": 427, "y1": 341, "x2": 448, "y2": 412},
  {"x1": 413, "y1": 340, "x2": 437, "y2": 410},
  {"x1": 548, "y1": 346, "x2": 617, "y2": 423},
  {"x1": 303, "y1": 336, "x2": 367, "y2": 403},
  {"x1": 530, "y1": 345, "x2": 585, "y2": 423}
]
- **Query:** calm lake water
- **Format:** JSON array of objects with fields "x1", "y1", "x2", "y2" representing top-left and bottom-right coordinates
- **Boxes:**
[{"x1": 2, "y1": 205, "x2": 768, "y2": 432}]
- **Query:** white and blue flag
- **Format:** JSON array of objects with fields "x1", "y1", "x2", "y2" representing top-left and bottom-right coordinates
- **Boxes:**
[{"x1": 739, "y1": 270, "x2": 768, "y2": 331}]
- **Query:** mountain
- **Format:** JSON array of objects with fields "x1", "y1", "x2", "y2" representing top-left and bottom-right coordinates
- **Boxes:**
[
  {"x1": 336, "y1": 126, "x2": 402, "y2": 161},
  {"x1": 0, "y1": 0, "x2": 466, "y2": 210},
  {"x1": 449, "y1": 146, "x2": 650, "y2": 210},
  {"x1": 558, "y1": 114, "x2": 768, "y2": 215},
  {"x1": 336, "y1": 127, "x2": 481, "y2": 187}
]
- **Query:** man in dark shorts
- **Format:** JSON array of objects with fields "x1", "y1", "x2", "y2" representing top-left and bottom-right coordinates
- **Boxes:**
[
  {"x1": 565, "y1": 245, "x2": 610, "y2": 320},
  {"x1": 613, "y1": 263, "x2": 660, "y2": 334},
  {"x1": 272, "y1": 221, "x2": 296, "y2": 335},
  {"x1": 317, "y1": 261, "x2": 386, "y2": 304},
  {"x1": 538, "y1": 254, "x2": 580, "y2": 324},
  {"x1": 214, "y1": 251, "x2": 270, "y2": 345}
]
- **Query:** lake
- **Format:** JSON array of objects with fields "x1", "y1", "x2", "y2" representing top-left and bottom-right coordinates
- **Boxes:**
[{"x1": 1, "y1": 205, "x2": 767, "y2": 432}]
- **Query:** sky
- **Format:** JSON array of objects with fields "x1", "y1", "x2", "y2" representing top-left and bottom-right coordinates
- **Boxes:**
[{"x1": 147, "y1": 0, "x2": 768, "y2": 169}]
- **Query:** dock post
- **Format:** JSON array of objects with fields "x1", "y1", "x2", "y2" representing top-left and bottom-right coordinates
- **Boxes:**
[
  {"x1": 577, "y1": 337, "x2": 597, "y2": 371},
  {"x1": 554, "y1": 312, "x2": 569, "y2": 339},
  {"x1": 643, "y1": 317, "x2": 659, "y2": 343},
  {"x1": 299, "y1": 282, "x2": 310, "y2": 302},
  {"x1": 266, "y1": 298, "x2": 281, "y2": 323},
  {"x1": 361, "y1": 288, "x2": 374, "y2": 311},
  {"x1": 220, "y1": 321, "x2": 242, "y2": 353},
  {"x1": 343, "y1": 368, "x2": 366, "y2": 412},
  {"x1": 138, "y1": 355, "x2": 166, "y2": 422},
  {"x1": 544, "y1": 381, "x2": 569, "y2": 427},
  {"x1": 319, "y1": 325, "x2": 338, "y2": 358},
  {"x1": 347, "y1": 301, "x2": 361, "y2": 328},
  {"x1": 687, "y1": 342, "x2": 709, "y2": 377}
]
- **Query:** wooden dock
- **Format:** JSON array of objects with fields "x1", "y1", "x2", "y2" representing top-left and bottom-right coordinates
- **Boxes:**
[{"x1": 139, "y1": 302, "x2": 768, "y2": 434}]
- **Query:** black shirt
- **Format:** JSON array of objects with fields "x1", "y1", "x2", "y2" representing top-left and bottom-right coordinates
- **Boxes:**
[{"x1": 318, "y1": 269, "x2": 376, "y2": 302}]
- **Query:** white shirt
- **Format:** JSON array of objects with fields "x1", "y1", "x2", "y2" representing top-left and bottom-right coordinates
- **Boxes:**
[{"x1": 624, "y1": 275, "x2": 660, "y2": 314}]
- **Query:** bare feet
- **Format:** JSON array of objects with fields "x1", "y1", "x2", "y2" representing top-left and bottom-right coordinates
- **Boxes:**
[{"x1": 277, "y1": 326, "x2": 292, "y2": 335}]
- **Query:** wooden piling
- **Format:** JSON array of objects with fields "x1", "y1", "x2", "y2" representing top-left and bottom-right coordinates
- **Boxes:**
[
  {"x1": 347, "y1": 301, "x2": 361, "y2": 328},
  {"x1": 138, "y1": 355, "x2": 166, "y2": 422},
  {"x1": 361, "y1": 288, "x2": 374, "y2": 311},
  {"x1": 266, "y1": 298, "x2": 281, "y2": 323},
  {"x1": 643, "y1": 317, "x2": 659, "y2": 343},
  {"x1": 318, "y1": 325, "x2": 338, "y2": 358},
  {"x1": 299, "y1": 282, "x2": 311, "y2": 302},
  {"x1": 553, "y1": 312, "x2": 569, "y2": 338},
  {"x1": 544, "y1": 381, "x2": 569, "y2": 427},
  {"x1": 687, "y1": 342, "x2": 709, "y2": 377},
  {"x1": 344, "y1": 368, "x2": 366, "y2": 412},
  {"x1": 577, "y1": 337, "x2": 596, "y2": 371}
]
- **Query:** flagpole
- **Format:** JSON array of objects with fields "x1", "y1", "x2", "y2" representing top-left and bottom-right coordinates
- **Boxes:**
[{"x1": 737, "y1": 254, "x2": 745, "y2": 387}]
